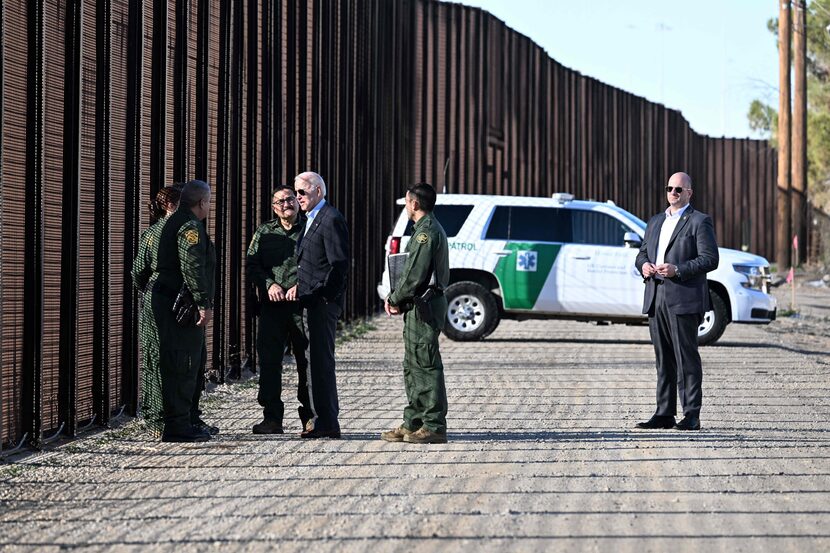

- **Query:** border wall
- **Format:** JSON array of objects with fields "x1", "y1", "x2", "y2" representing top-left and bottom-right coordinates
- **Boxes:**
[{"x1": 0, "y1": 0, "x2": 777, "y2": 448}]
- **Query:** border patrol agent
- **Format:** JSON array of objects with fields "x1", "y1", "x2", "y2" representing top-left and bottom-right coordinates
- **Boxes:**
[
  {"x1": 153, "y1": 179, "x2": 216, "y2": 443},
  {"x1": 382, "y1": 182, "x2": 450, "y2": 444},
  {"x1": 247, "y1": 185, "x2": 312, "y2": 434},
  {"x1": 132, "y1": 185, "x2": 182, "y2": 435}
]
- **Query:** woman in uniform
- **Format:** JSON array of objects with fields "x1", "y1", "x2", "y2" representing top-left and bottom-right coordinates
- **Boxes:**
[{"x1": 132, "y1": 184, "x2": 183, "y2": 435}]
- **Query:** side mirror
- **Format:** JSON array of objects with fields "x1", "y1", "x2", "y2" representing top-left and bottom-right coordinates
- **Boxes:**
[{"x1": 623, "y1": 232, "x2": 642, "y2": 248}]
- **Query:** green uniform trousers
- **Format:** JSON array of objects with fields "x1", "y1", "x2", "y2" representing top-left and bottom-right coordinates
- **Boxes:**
[
  {"x1": 402, "y1": 299, "x2": 448, "y2": 434},
  {"x1": 139, "y1": 286, "x2": 164, "y2": 433},
  {"x1": 152, "y1": 286, "x2": 205, "y2": 434},
  {"x1": 257, "y1": 301, "x2": 312, "y2": 425}
]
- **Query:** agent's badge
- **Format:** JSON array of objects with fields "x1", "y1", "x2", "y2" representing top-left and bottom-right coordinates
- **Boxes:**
[
  {"x1": 415, "y1": 232, "x2": 429, "y2": 244},
  {"x1": 184, "y1": 229, "x2": 200, "y2": 245}
]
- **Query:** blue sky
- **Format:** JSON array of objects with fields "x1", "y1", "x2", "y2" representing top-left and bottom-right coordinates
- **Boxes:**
[{"x1": 458, "y1": 0, "x2": 779, "y2": 139}]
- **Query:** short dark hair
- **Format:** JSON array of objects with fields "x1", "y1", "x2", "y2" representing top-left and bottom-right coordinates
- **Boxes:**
[
  {"x1": 180, "y1": 179, "x2": 211, "y2": 209},
  {"x1": 272, "y1": 185, "x2": 295, "y2": 197},
  {"x1": 407, "y1": 182, "x2": 437, "y2": 212}
]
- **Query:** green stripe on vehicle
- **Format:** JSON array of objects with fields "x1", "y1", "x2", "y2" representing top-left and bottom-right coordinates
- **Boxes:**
[{"x1": 493, "y1": 243, "x2": 562, "y2": 309}]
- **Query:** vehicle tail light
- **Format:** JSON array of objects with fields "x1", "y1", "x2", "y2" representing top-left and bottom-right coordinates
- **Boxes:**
[{"x1": 390, "y1": 237, "x2": 401, "y2": 255}]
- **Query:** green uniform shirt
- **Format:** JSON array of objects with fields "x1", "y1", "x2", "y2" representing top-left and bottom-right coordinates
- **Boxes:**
[
  {"x1": 156, "y1": 209, "x2": 215, "y2": 309},
  {"x1": 388, "y1": 212, "x2": 450, "y2": 307},
  {"x1": 132, "y1": 217, "x2": 167, "y2": 291},
  {"x1": 246, "y1": 214, "x2": 305, "y2": 296}
]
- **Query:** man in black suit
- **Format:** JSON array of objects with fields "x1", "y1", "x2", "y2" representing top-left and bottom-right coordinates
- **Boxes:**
[
  {"x1": 294, "y1": 171, "x2": 350, "y2": 439},
  {"x1": 635, "y1": 172, "x2": 719, "y2": 431}
]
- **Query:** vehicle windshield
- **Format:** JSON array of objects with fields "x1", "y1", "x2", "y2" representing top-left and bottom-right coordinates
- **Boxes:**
[
  {"x1": 403, "y1": 204, "x2": 474, "y2": 237},
  {"x1": 612, "y1": 206, "x2": 647, "y2": 231}
]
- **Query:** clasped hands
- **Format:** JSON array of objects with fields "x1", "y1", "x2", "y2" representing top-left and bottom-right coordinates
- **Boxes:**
[
  {"x1": 642, "y1": 262, "x2": 677, "y2": 279},
  {"x1": 268, "y1": 283, "x2": 298, "y2": 302}
]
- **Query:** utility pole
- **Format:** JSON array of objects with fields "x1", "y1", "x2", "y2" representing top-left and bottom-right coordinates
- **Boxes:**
[
  {"x1": 777, "y1": 0, "x2": 792, "y2": 273},
  {"x1": 792, "y1": 0, "x2": 808, "y2": 266}
]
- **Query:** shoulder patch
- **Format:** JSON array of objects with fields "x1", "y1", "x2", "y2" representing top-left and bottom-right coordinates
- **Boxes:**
[
  {"x1": 415, "y1": 232, "x2": 429, "y2": 244},
  {"x1": 184, "y1": 229, "x2": 200, "y2": 245},
  {"x1": 145, "y1": 236, "x2": 154, "y2": 247}
]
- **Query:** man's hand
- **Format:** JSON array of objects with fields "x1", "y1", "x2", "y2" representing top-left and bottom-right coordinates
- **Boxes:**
[
  {"x1": 641, "y1": 262, "x2": 658, "y2": 278},
  {"x1": 655, "y1": 263, "x2": 677, "y2": 278},
  {"x1": 268, "y1": 283, "x2": 286, "y2": 302},
  {"x1": 385, "y1": 298, "x2": 400, "y2": 316},
  {"x1": 196, "y1": 308, "x2": 213, "y2": 327},
  {"x1": 286, "y1": 285, "x2": 298, "y2": 301}
]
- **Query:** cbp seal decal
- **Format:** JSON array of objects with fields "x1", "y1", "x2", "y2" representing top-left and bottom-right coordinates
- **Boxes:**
[
  {"x1": 184, "y1": 229, "x2": 200, "y2": 245},
  {"x1": 415, "y1": 232, "x2": 429, "y2": 244}
]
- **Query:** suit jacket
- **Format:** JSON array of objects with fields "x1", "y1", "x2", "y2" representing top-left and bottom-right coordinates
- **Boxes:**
[
  {"x1": 297, "y1": 202, "x2": 350, "y2": 307},
  {"x1": 635, "y1": 205, "x2": 719, "y2": 316}
]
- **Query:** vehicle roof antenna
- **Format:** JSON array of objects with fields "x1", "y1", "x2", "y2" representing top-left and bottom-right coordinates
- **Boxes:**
[{"x1": 442, "y1": 154, "x2": 451, "y2": 194}]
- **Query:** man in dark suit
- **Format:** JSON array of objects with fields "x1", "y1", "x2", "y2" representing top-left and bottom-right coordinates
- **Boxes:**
[
  {"x1": 294, "y1": 171, "x2": 350, "y2": 439},
  {"x1": 635, "y1": 172, "x2": 719, "y2": 431}
]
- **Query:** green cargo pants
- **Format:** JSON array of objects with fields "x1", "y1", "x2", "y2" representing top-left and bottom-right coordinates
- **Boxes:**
[
  {"x1": 257, "y1": 301, "x2": 312, "y2": 425},
  {"x1": 152, "y1": 289, "x2": 204, "y2": 434},
  {"x1": 402, "y1": 296, "x2": 448, "y2": 433}
]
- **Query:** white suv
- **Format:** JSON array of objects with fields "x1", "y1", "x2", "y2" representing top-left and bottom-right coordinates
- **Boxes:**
[{"x1": 377, "y1": 193, "x2": 777, "y2": 346}]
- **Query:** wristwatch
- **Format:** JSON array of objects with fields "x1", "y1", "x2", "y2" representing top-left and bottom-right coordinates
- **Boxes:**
[{"x1": 674, "y1": 265, "x2": 681, "y2": 280}]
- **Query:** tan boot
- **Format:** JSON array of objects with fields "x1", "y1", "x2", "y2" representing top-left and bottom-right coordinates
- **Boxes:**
[
  {"x1": 402, "y1": 427, "x2": 447, "y2": 444},
  {"x1": 380, "y1": 426, "x2": 415, "y2": 442}
]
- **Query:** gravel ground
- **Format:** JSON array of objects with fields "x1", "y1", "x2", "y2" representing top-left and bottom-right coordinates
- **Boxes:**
[{"x1": 1, "y1": 284, "x2": 829, "y2": 552}]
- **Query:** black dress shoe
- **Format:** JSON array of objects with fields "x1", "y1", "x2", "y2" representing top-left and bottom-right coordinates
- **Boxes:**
[
  {"x1": 194, "y1": 418, "x2": 220, "y2": 436},
  {"x1": 635, "y1": 416, "x2": 676, "y2": 429},
  {"x1": 300, "y1": 428, "x2": 341, "y2": 439},
  {"x1": 161, "y1": 425, "x2": 211, "y2": 443},
  {"x1": 674, "y1": 416, "x2": 701, "y2": 430},
  {"x1": 252, "y1": 419, "x2": 285, "y2": 434}
]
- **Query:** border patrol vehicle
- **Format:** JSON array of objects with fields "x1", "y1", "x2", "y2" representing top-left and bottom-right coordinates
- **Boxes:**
[{"x1": 377, "y1": 193, "x2": 777, "y2": 345}]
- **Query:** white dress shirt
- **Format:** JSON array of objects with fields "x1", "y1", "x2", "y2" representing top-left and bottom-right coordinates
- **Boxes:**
[
  {"x1": 304, "y1": 198, "x2": 327, "y2": 235},
  {"x1": 655, "y1": 204, "x2": 690, "y2": 279}
]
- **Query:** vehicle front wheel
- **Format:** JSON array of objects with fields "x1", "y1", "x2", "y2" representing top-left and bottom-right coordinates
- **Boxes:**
[
  {"x1": 443, "y1": 281, "x2": 500, "y2": 341},
  {"x1": 697, "y1": 289, "x2": 729, "y2": 346}
]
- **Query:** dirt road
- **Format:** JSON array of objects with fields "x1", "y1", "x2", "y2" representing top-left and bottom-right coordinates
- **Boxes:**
[{"x1": 1, "y1": 285, "x2": 828, "y2": 551}]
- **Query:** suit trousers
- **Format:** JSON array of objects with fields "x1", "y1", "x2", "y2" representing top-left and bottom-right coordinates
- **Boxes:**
[
  {"x1": 649, "y1": 284, "x2": 703, "y2": 418},
  {"x1": 305, "y1": 299, "x2": 341, "y2": 432}
]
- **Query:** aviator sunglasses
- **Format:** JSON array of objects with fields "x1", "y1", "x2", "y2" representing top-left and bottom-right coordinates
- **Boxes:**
[{"x1": 666, "y1": 186, "x2": 688, "y2": 194}]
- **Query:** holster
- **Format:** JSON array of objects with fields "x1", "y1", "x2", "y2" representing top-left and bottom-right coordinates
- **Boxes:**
[
  {"x1": 414, "y1": 287, "x2": 440, "y2": 322},
  {"x1": 172, "y1": 285, "x2": 199, "y2": 327}
]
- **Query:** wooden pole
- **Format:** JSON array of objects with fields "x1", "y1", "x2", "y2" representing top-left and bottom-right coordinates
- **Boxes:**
[
  {"x1": 792, "y1": 0, "x2": 807, "y2": 266},
  {"x1": 777, "y1": 0, "x2": 792, "y2": 273}
]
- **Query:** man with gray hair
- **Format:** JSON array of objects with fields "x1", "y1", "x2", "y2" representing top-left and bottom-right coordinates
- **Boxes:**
[
  {"x1": 153, "y1": 179, "x2": 217, "y2": 442},
  {"x1": 294, "y1": 171, "x2": 350, "y2": 439}
]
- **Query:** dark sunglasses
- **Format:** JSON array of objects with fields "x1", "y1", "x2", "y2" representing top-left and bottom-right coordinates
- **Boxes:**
[
  {"x1": 666, "y1": 186, "x2": 688, "y2": 194},
  {"x1": 295, "y1": 188, "x2": 311, "y2": 196}
]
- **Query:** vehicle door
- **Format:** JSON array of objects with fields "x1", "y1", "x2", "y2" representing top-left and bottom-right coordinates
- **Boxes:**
[
  {"x1": 484, "y1": 205, "x2": 570, "y2": 312},
  {"x1": 558, "y1": 209, "x2": 643, "y2": 315}
]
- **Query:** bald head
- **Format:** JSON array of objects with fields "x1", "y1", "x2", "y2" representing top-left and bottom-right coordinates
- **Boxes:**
[
  {"x1": 669, "y1": 172, "x2": 692, "y2": 189},
  {"x1": 666, "y1": 172, "x2": 693, "y2": 213}
]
